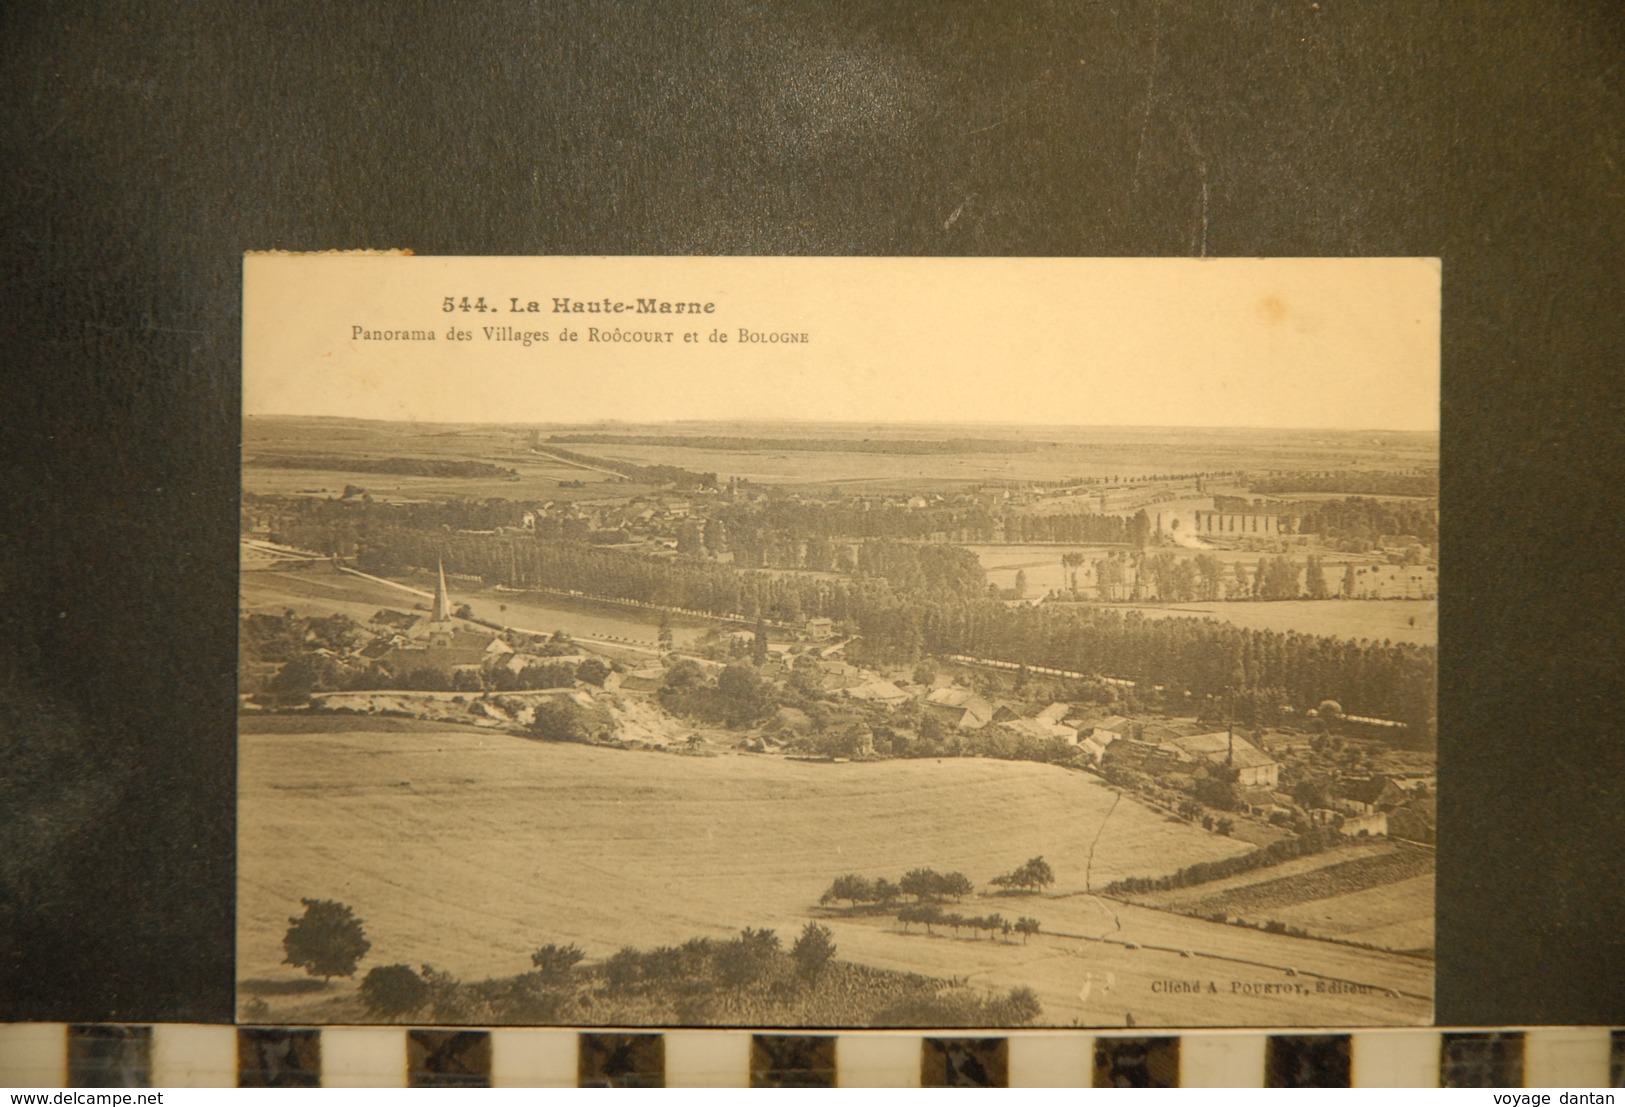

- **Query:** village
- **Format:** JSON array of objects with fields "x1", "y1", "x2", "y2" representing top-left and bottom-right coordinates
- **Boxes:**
[{"x1": 240, "y1": 549, "x2": 1436, "y2": 858}]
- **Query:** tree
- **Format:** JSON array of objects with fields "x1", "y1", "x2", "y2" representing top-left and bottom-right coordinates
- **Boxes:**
[
  {"x1": 1305, "y1": 555, "x2": 1329, "y2": 599},
  {"x1": 657, "y1": 615, "x2": 675, "y2": 653},
  {"x1": 575, "y1": 658, "x2": 611, "y2": 687},
  {"x1": 752, "y1": 614, "x2": 770, "y2": 665},
  {"x1": 1013, "y1": 569, "x2": 1028, "y2": 599},
  {"x1": 359, "y1": 964, "x2": 428, "y2": 1018},
  {"x1": 821, "y1": 873, "x2": 875, "y2": 908},
  {"x1": 938, "y1": 871, "x2": 974, "y2": 900},
  {"x1": 991, "y1": 856, "x2": 1056, "y2": 893},
  {"x1": 717, "y1": 662, "x2": 771, "y2": 727},
  {"x1": 791, "y1": 921, "x2": 837, "y2": 980},
  {"x1": 1014, "y1": 917, "x2": 1040, "y2": 944},
  {"x1": 900, "y1": 867, "x2": 941, "y2": 901},
  {"x1": 717, "y1": 927, "x2": 779, "y2": 986},
  {"x1": 282, "y1": 898, "x2": 370, "y2": 982}
]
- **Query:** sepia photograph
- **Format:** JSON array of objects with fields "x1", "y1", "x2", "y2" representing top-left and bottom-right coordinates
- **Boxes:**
[{"x1": 237, "y1": 255, "x2": 1438, "y2": 1029}]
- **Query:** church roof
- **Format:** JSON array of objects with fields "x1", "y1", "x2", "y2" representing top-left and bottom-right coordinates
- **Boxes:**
[{"x1": 432, "y1": 559, "x2": 453, "y2": 622}]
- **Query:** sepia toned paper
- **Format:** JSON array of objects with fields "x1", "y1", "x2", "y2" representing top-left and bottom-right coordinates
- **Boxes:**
[{"x1": 239, "y1": 255, "x2": 1438, "y2": 1028}]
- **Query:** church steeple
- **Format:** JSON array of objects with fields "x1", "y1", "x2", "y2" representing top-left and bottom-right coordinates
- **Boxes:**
[{"x1": 432, "y1": 559, "x2": 452, "y2": 622}]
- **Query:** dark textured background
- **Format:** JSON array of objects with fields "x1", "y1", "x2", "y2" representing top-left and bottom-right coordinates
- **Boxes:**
[{"x1": 0, "y1": 1, "x2": 1620, "y2": 1025}]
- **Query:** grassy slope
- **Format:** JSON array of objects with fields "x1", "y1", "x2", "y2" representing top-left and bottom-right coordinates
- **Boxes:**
[
  {"x1": 239, "y1": 728, "x2": 1431, "y2": 1026},
  {"x1": 239, "y1": 731, "x2": 1245, "y2": 994}
]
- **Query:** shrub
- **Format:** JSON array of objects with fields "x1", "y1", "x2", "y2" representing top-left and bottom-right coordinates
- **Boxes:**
[{"x1": 360, "y1": 964, "x2": 429, "y2": 1018}]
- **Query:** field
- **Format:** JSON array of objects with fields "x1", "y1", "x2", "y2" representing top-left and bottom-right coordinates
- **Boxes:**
[
  {"x1": 240, "y1": 560, "x2": 714, "y2": 649},
  {"x1": 240, "y1": 726, "x2": 1430, "y2": 1026},
  {"x1": 1132, "y1": 599, "x2": 1436, "y2": 646},
  {"x1": 243, "y1": 415, "x2": 658, "y2": 503},
  {"x1": 248, "y1": 417, "x2": 1436, "y2": 491},
  {"x1": 1131, "y1": 842, "x2": 1435, "y2": 954},
  {"x1": 557, "y1": 426, "x2": 1437, "y2": 489}
]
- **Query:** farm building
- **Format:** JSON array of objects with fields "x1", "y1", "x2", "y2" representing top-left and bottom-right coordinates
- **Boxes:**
[
  {"x1": 923, "y1": 687, "x2": 995, "y2": 731},
  {"x1": 996, "y1": 716, "x2": 1079, "y2": 746},
  {"x1": 1163, "y1": 731, "x2": 1281, "y2": 788}
]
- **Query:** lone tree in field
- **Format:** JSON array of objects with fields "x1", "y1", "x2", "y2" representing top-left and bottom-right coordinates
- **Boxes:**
[
  {"x1": 792, "y1": 921, "x2": 837, "y2": 980},
  {"x1": 359, "y1": 964, "x2": 428, "y2": 1018},
  {"x1": 991, "y1": 856, "x2": 1056, "y2": 894},
  {"x1": 282, "y1": 898, "x2": 370, "y2": 982}
]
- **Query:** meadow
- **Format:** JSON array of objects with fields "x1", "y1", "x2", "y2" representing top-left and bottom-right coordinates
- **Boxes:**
[{"x1": 1133, "y1": 599, "x2": 1436, "y2": 646}]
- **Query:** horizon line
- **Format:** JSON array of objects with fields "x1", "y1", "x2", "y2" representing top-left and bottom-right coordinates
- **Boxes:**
[{"x1": 244, "y1": 412, "x2": 1440, "y2": 437}]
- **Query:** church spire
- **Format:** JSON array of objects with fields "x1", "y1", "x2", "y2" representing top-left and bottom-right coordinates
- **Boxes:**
[{"x1": 433, "y1": 559, "x2": 452, "y2": 622}]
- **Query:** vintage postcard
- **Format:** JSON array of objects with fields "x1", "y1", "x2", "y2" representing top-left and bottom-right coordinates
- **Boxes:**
[{"x1": 238, "y1": 255, "x2": 1438, "y2": 1028}]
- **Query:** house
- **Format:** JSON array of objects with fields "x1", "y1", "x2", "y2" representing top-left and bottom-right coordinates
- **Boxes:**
[
  {"x1": 802, "y1": 616, "x2": 834, "y2": 641},
  {"x1": 996, "y1": 716, "x2": 1079, "y2": 746},
  {"x1": 923, "y1": 687, "x2": 995, "y2": 731},
  {"x1": 1078, "y1": 734, "x2": 1113, "y2": 765},
  {"x1": 1338, "y1": 812, "x2": 1388, "y2": 837},
  {"x1": 845, "y1": 679, "x2": 913, "y2": 707},
  {"x1": 371, "y1": 609, "x2": 423, "y2": 634},
  {"x1": 501, "y1": 651, "x2": 590, "y2": 675},
  {"x1": 816, "y1": 660, "x2": 867, "y2": 690},
  {"x1": 1033, "y1": 702, "x2": 1073, "y2": 725},
  {"x1": 1164, "y1": 731, "x2": 1281, "y2": 788}
]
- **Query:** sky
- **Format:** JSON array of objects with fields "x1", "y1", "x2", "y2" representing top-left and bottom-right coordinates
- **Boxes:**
[{"x1": 244, "y1": 256, "x2": 1439, "y2": 432}]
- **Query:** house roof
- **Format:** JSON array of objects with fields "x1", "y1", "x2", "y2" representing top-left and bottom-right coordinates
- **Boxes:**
[
  {"x1": 1336, "y1": 777, "x2": 1392, "y2": 806},
  {"x1": 997, "y1": 717, "x2": 1077, "y2": 743},
  {"x1": 846, "y1": 679, "x2": 912, "y2": 704},
  {"x1": 372, "y1": 609, "x2": 422, "y2": 631},
  {"x1": 383, "y1": 644, "x2": 493, "y2": 670},
  {"x1": 1033, "y1": 702, "x2": 1072, "y2": 724},
  {"x1": 1167, "y1": 731, "x2": 1278, "y2": 772}
]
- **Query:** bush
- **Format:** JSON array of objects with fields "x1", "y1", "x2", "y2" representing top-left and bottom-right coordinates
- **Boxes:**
[
  {"x1": 575, "y1": 658, "x2": 611, "y2": 686},
  {"x1": 529, "y1": 698, "x2": 596, "y2": 743},
  {"x1": 360, "y1": 964, "x2": 429, "y2": 1018}
]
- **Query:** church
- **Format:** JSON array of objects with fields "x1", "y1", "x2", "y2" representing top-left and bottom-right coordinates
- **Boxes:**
[{"x1": 375, "y1": 561, "x2": 510, "y2": 679}]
